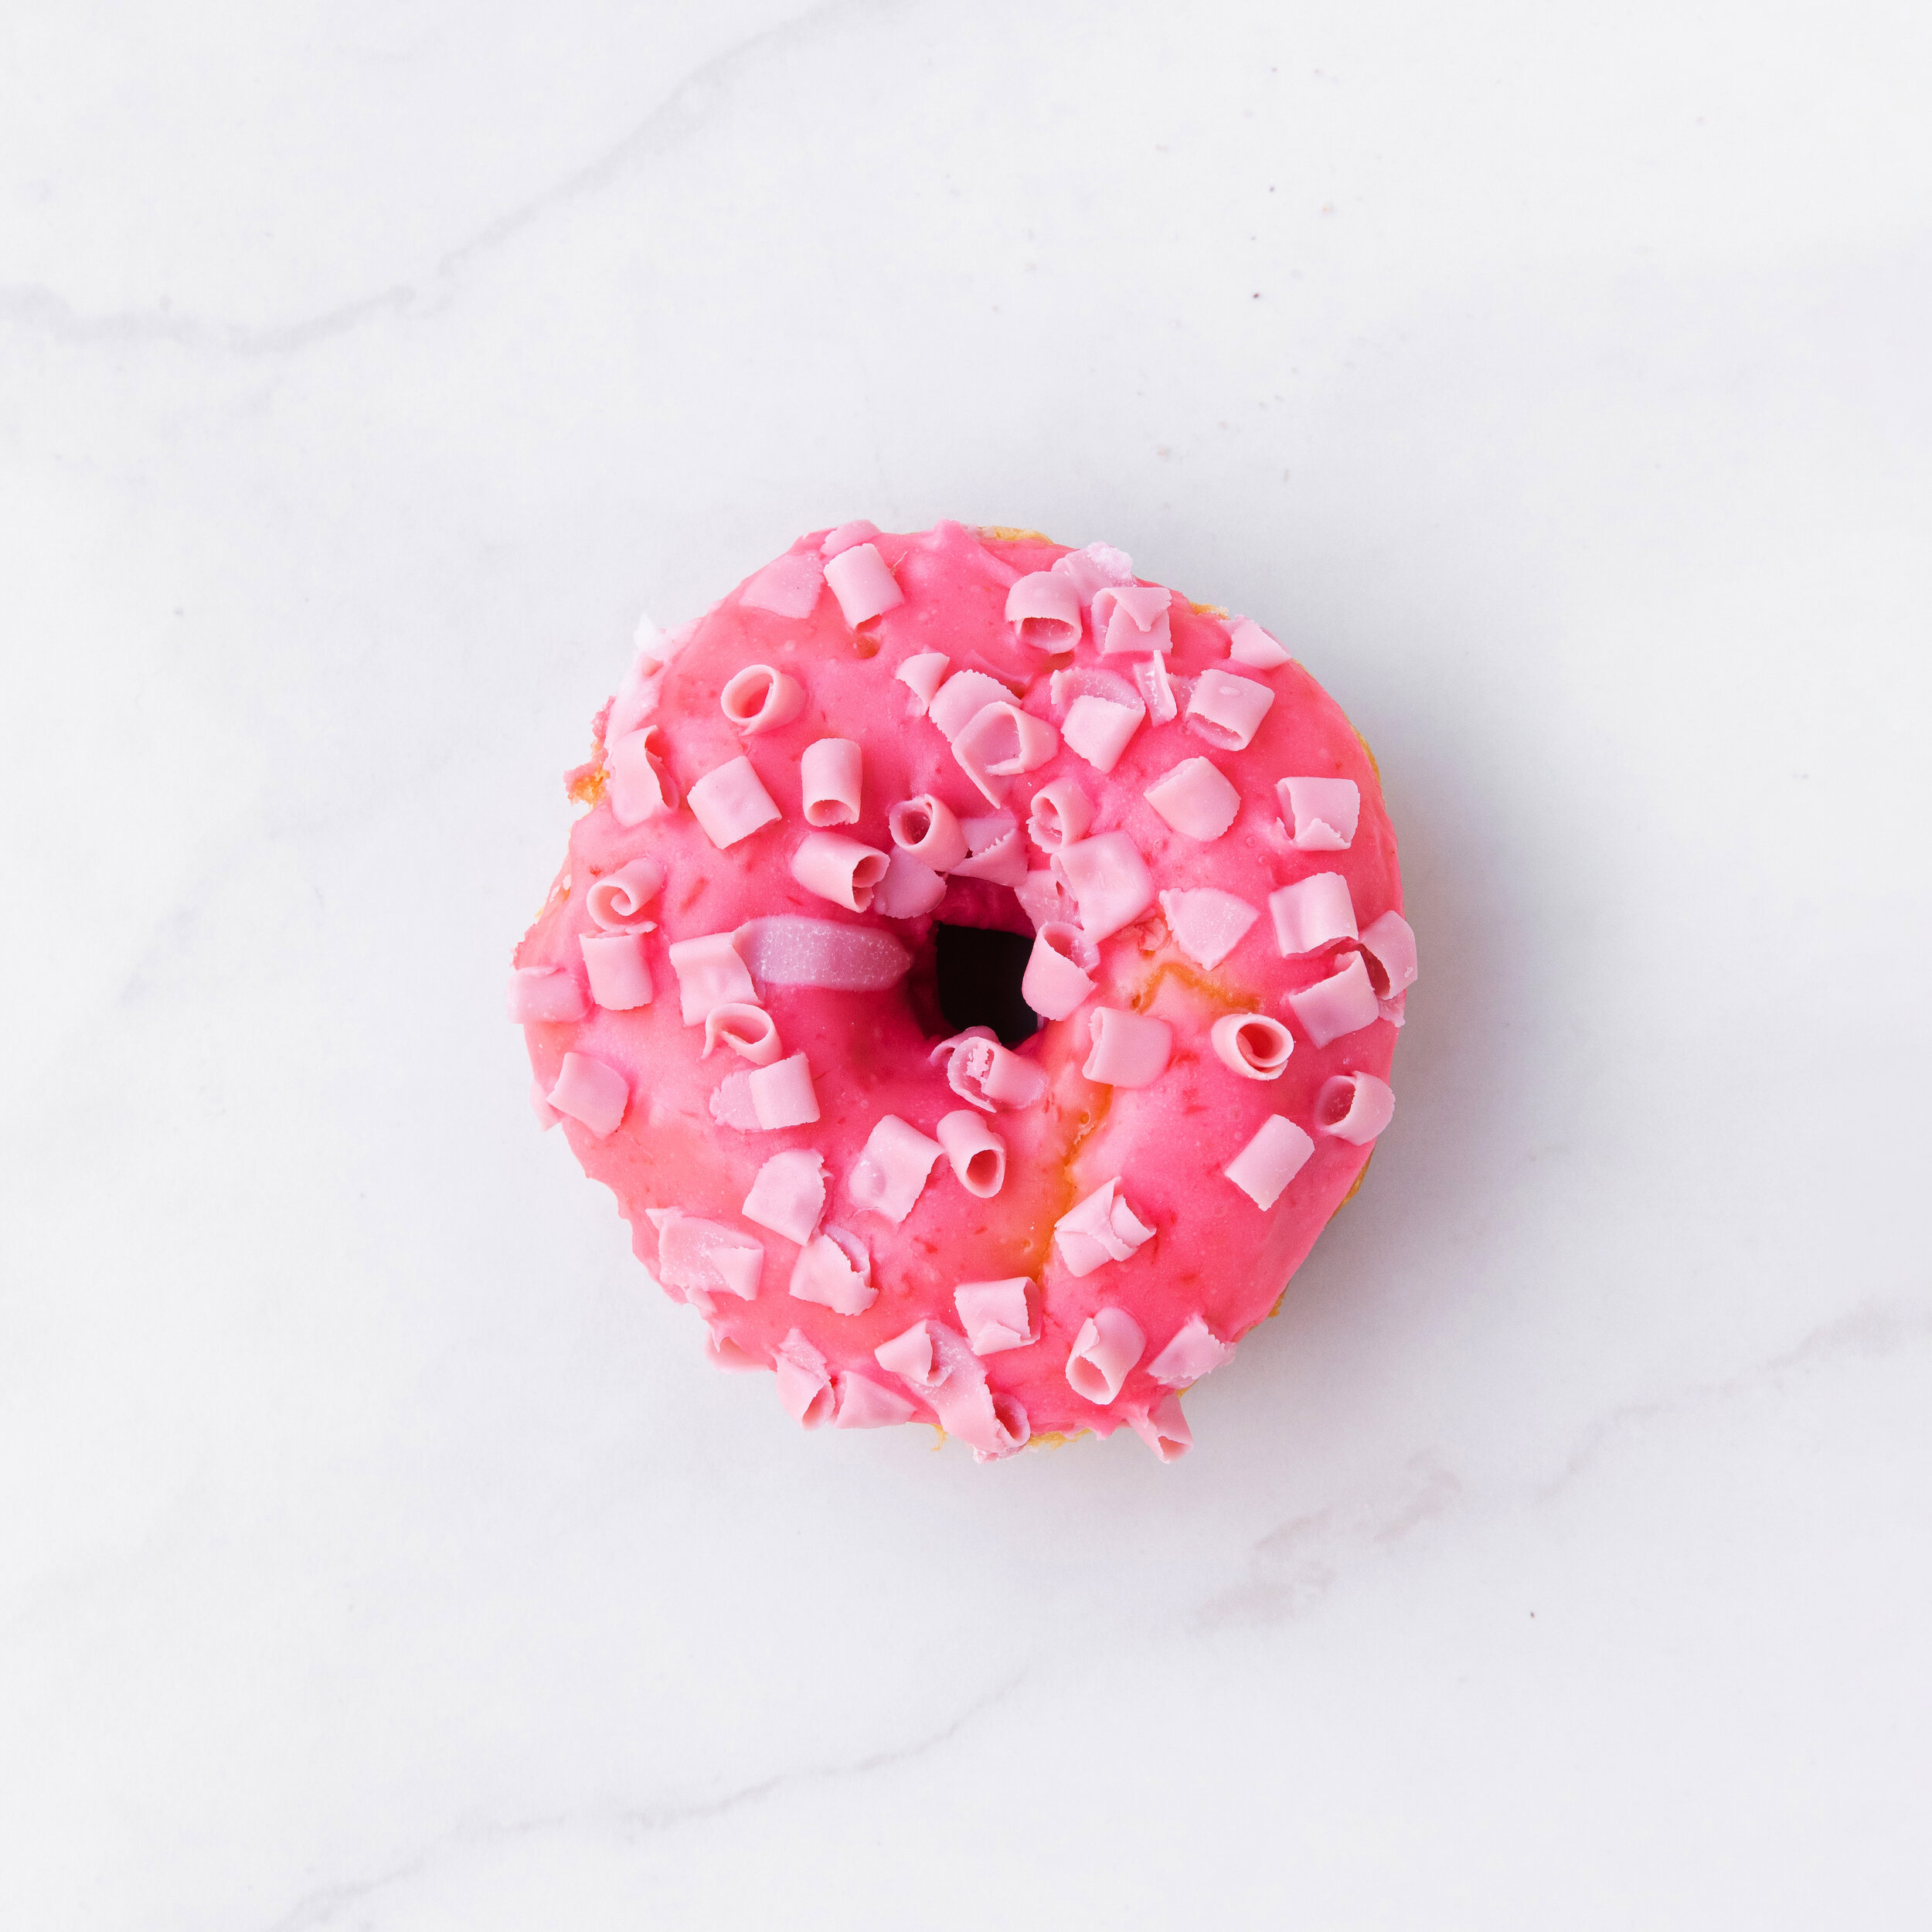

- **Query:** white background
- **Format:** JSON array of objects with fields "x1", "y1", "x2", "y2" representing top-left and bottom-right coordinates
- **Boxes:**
[{"x1": 2, "y1": 3, "x2": 1928, "y2": 1927}]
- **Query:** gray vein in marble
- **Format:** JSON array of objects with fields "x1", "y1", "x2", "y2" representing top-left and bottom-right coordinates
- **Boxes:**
[
  {"x1": 0, "y1": 0, "x2": 859, "y2": 361},
  {"x1": 260, "y1": 1665, "x2": 1024, "y2": 1932}
]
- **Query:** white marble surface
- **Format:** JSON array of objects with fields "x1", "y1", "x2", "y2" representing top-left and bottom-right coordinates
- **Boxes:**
[{"x1": 3, "y1": 3, "x2": 1929, "y2": 1926}]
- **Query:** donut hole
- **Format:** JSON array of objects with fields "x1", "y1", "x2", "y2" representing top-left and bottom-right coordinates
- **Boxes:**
[{"x1": 934, "y1": 923, "x2": 1039, "y2": 1047}]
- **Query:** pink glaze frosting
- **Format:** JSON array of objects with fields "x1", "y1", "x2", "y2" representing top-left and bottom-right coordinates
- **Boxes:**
[{"x1": 510, "y1": 522, "x2": 1408, "y2": 1460}]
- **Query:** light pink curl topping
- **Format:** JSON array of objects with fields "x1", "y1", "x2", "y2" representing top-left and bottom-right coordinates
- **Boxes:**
[
  {"x1": 823, "y1": 542, "x2": 903, "y2": 627},
  {"x1": 1148, "y1": 1313, "x2": 1236, "y2": 1386},
  {"x1": 686, "y1": 754, "x2": 781, "y2": 849},
  {"x1": 1226, "y1": 616, "x2": 1294, "y2": 668},
  {"x1": 547, "y1": 1052, "x2": 628, "y2": 1138},
  {"x1": 846, "y1": 1115, "x2": 945, "y2": 1226},
  {"x1": 719, "y1": 664, "x2": 804, "y2": 735},
  {"x1": 1005, "y1": 570, "x2": 1083, "y2": 653},
  {"x1": 1055, "y1": 831, "x2": 1155, "y2": 940},
  {"x1": 1083, "y1": 1007, "x2": 1174, "y2": 1088},
  {"x1": 668, "y1": 931, "x2": 756, "y2": 1025},
  {"x1": 606, "y1": 726, "x2": 679, "y2": 826},
  {"x1": 1318, "y1": 1071, "x2": 1396, "y2": 1145},
  {"x1": 1128, "y1": 1392, "x2": 1192, "y2": 1461},
  {"x1": 1186, "y1": 666, "x2": 1275, "y2": 750},
  {"x1": 1145, "y1": 757, "x2": 1241, "y2": 842},
  {"x1": 741, "y1": 1148, "x2": 827, "y2": 1245},
  {"x1": 1288, "y1": 951, "x2": 1380, "y2": 1047},
  {"x1": 1224, "y1": 1115, "x2": 1315, "y2": 1209},
  {"x1": 1210, "y1": 1012, "x2": 1293, "y2": 1080},
  {"x1": 1061, "y1": 693, "x2": 1145, "y2": 774},
  {"x1": 931, "y1": 1027, "x2": 1049, "y2": 1113},
  {"x1": 1027, "y1": 777, "x2": 1092, "y2": 852},
  {"x1": 936, "y1": 1109, "x2": 1006, "y2": 1197},
  {"x1": 1021, "y1": 922, "x2": 1097, "y2": 1022},
  {"x1": 774, "y1": 1328, "x2": 836, "y2": 1427},
  {"x1": 1278, "y1": 776, "x2": 1361, "y2": 851},
  {"x1": 790, "y1": 831, "x2": 891, "y2": 912},
  {"x1": 800, "y1": 738, "x2": 863, "y2": 826},
  {"x1": 1093, "y1": 583, "x2": 1173, "y2": 656},
  {"x1": 506, "y1": 964, "x2": 587, "y2": 1023},
  {"x1": 788, "y1": 1226, "x2": 876, "y2": 1315},
  {"x1": 954, "y1": 1279, "x2": 1036, "y2": 1355},
  {"x1": 889, "y1": 794, "x2": 968, "y2": 872},
  {"x1": 1269, "y1": 872, "x2": 1359, "y2": 957},
  {"x1": 738, "y1": 552, "x2": 824, "y2": 618},
  {"x1": 953, "y1": 702, "x2": 1060, "y2": 805},
  {"x1": 734, "y1": 916, "x2": 910, "y2": 992},
  {"x1": 1158, "y1": 888, "x2": 1260, "y2": 970},
  {"x1": 1053, "y1": 1179, "x2": 1154, "y2": 1277},
  {"x1": 1065, "y1": 1307, "x2": 1146, "y2": 1404},
  {"x1": 580, "y1": 931, "x2": 653, "y2": 1011},
  {"x1": 702, "y1": 1002, "x2": 781, "y2": 1065},
  {"x1": 586, "y1": 856, "x2": 665, "y2": 930}
]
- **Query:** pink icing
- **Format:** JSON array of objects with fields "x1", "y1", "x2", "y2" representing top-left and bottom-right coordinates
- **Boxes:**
[
  {"x1": 1065, "y1": 1306, "x2": 1146, "y2": 1404},
  {"x1": 720, "y1": 665, "x2": 805, "y2": 736},
  {"x1": 1083, "y1": 1007, "x2": 1174, "y2": 1088},
  {"x1": 951, "y1": 813, "x2": 1029, "y2": 887},
  {"x1": 1061, "y1": 693, "x2": 1145, "y2": 774},
  {"x1": 1278, "y1": 776, "x2": 1361, "y2": 851},
  {"x1": 774, "y1": 1328, "x2": 836, "y2": 1427},
  {"x1": 846, "y1": 1114, "x2": 945, "y2": 1225},
  {"x1": 1225, "y1": 1115, "x2": 1315, "y2": 1209},
  {"x1": 548, "y1": 1052, "x2": 628, "y2": 1138},
  {"x1": 1093, "y1": 583, "x2": 1173, "y2": 655},
  {"x1": 1027, "y1": 777, "x2": 1092, "y2": 852},
  {"x1": 1318, "y1": 1071, "x2": 1396, "y2": 1145},
  {"x1": 1270, "y1": 872, "x2": 1359, "y2": 956},
  {"x1": 1127, "y1": 1392, "x2": 1192, "y2": 1461},
  {"x1": 580, "y1": 931, "x2": 654, "y2": 1011},
  {"x1": 954, "y1": 1279, "x2": 1036, "y2": 1355},
  {"x1": 1186, "y1": 666, "x2": 1275, "y2": 750},
  {"x1": 739, "y1": 552, "x2": 825, "y2": 619},
  {"x1": 668, "y1": 931, "x2": 757, "y2": 1025},
  {"x1": 512, "y1": 523, "x2": 1406, "y2": 1458},
  {"x1": 835, "y1": 1371, "x2": 919, "y2": 1427},
  {"x1": 606, "y1": 726, "x2": 679, "y2": 826},
  {"x1": 788, "y1": 1226, "x2": 876, "y2": 1315},
  {"x1": 687, "y1": 755, "x2": 781, "y2": 849},
  {"x1": 585, "y1": 856, "x2": 665, "y2": 930},
  {"x1": 1359, "y1": 910, "x2": 1419, "y2": 995},
  {"x1": 800, "y1": 738, "x2": 863, "y2": 826},
  {"x1": 1054, "y1": 1178, "x2": 1154, "y2": 1277},
  {"x1": 1148, "y1": 1312, "x2": 1236, "y2": 1386},
  {"x1": 507, "y1": 964, "x2": 587, "y2": 1023},
  {"x1": 1144, "y1": 757, "x2": 1241, "y2": 841},
  {"x1": 790, "y1": 831, "x2": 891, "y2": 912},
  {"x1": 823, "y1": 543, "x2": 903, "y2": 626},
  {"x1": 953, "y1": 703, "x2": 1060, "y2": 805},
  {"x1": 741, "y1": 1148, "x2": 827, "y2": 1244},
  {"x1": 1055, "y1": 830, "x2": 1155, "y2": 940},
  {"x1": 889, "y1": 794, "x2": 969, "y2": 873},
  {"x1": 733, "y1": 916, "x2": 910, "y2": 992},
  {"x1": 1210, "y1": 1012, "x2": 1294, "y2": 1080},
  {"x1": 530, "y1": 1080, "x2": 561, "y2": 1129},
  {"x1": 1226, "y1": 616, "x2": 1294, "y2": 668},
  {"x1": 1287, "y1": 951, "x2": 1380, "y2": 1047},
  {"x1": 1021, "y1": 922, "x2": 1097, "y2": 1022},
  {"x1": 1158, "y1": 887, "x2": 1260, "y2": 970},
  {"x1": 1005, "y1": 571, "x2": 1083, "y2": 652},
  {"x1": 936, "y1": 1109, "x2": 1005, "y2": 1197}
]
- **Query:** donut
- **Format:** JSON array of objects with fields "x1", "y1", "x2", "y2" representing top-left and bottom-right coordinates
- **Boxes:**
[{"x1": 508, "y1": 519, "x2": 1413, "y2": 1461}]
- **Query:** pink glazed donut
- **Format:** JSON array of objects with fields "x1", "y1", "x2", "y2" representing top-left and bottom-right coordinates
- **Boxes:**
[{"x1": 509, "y1": 521, "x2": 1413, "y2": 1462}]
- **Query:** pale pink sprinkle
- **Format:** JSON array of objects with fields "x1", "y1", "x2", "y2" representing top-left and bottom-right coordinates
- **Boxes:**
[
  {"x1": 788, "y1": 1226, "x2": 876, "y2": 1315},
  {"x1": 1135, "y1": 654, "x2": 1178, "y2": 723},
  {"x1": 606, "y1": 725, "x2": 679, "y2": 826},
  {"x1": 580, "y1": 931, "x2": 653, "y2": 1010},
  {"x1": 968, "y1": 1391, "x2": 1032, "y2": 1463},
  {"x1": 954, "y1": 703, "x2": 1060, "y2": 806},
  {"x1": 1027, "y1": 777, "x2": 1093, "y2": 852},
  {"x1": 1288, "y1": 951, "x2": 1380, "y2": 1046},
  {"x1": 820, "y1": 519, "x2": 879, "y2": 558},
  {"x1": 800, "y1": 738, "x2": 862, "y2": 826},
  {"x1": 1083, "y1": 1007, "x2": 1174, "y2": 1087},
  {"x1": 1224, "y1": 1114, "x2": 1315, "y2": 1209},
  {"x1": 1128, "y1": 1391, "x2": 1192, "y2": 1461},
  {"x1": 1269, "y1": 872, "x2": 1359, "y2": 956},
  {"x1": 1094, "y1": 583, "x2": 1173, "y2": 655},
  {"x1": 585, "y1": 855, "x2": 665, "y2": 930},
  {"x1": 1049, "y1": 542, "x2": 1136, "y2": 600},
  {"x1": 790, "y1": 830, "x2": 890, "y2": 912},
  {"x1": 741, "y1": 1148, "x2": 827, "y2": 1245},
  {"x1": 1144, "y1": 757, "x2": 1241, "y2": 841},
  {"x1": 1065, "y1": 1306, "x2": 1147, "y2": 1404},
  {"x1": 931, "y1": 1027, "x2": 1049, "y2": 1113},
  {"x1": 606, "y1": 628, "x2": 665, "y2": 747},
  {"x1": 1318, "y1": 1071, "x2": 1396, "y2": 1145},
  {"x1": 1062, "y1": 693, "x2": 1145, "y2": 774},
  {"x1": 1147, "y1": 1313, "x2": 1237, "y2": 1386},
  {"x1": 1055, "y1": 830, "x2": 1155, "y2": 940},
  {"x1": 1157, "y1": 888, "x2": 1260, "y2": 970},
  {"x1": 1186, "y1": 666, "x2": 1275, "y2": 750},
  {"x1": 774, "y1": 1328, "x2": 836, "y2": 1427},
  {"x1": 1209, "y1": 1011, "x2": 1294, "y2": 1080},
  {"x1": 951, "y1": 814, "x2": 1028, "y2": 887},
  {"x1": 668, "y1": 931, "x2": 756, "y2": 1025},
  {"x1": 530, "y1": 1080, "x2": 561, "y2": 1130},
  {"x1": 936, "y1": 1109, "x2": 1006, "y2": 1198},
  {"x1": 1021, "y1": 921, "x2": 1097, "y2": 1021},
  {"x1": 1278, "y1": 776, "x2": 1361, "y2": 851},
  {"x1": 823, "y1": 542, "x2": 903, "y2": 626},
  {"x1": 872, "y1": 849, "x2": 947, "y2": 918},
  {"x1": 1226, "y1": 616, "x2": 1294, "y2": 668},
  {"x1": 733, "y1": 916, "x2": 910, "y2": 991},
  {"x1": 548, "y1": 1051, "x2": 628, "y2": 1138},
  {"x1": 874, "y1": 1320, "x2": 944, "y2": 1388},
  {"x1": 687, "y1": 754, "x2": 781, "y2": 849},
  {"x1": 650, "y1": 1211, "x2": 764, "y2": 1303},
  {"x1": 1379, "y1": 990, "x2": 1409, "y2": 1029},
  {"x1": 928, "y1": 668, "x2": 1017, "y2": 741},
  {"x1": 1005, "y1": 571, "x2": 1083, "y2": 652},
  {"x1": 896, "y1": 651, "x2": 951, "y2": 717},
  {"x1": 846, "y1": 1115, "x2": 945, "y2": 1226},
  {"x1": 719, "y1": 664, "x2": 804, "y2": 735},
  {"x1": 702, "y1": 1001, "x2": 781, "y2": 1065},
  {"x1": 1359, "y1": 910, "x2": 1418, "y2": 995},
  {"x1": 506, "y1": 964, "x2": 587, "y2": 1023},
  {"x1": 1014, "y1": 866, "x2": 1078, "y2": 934},
  {"x1": 1049, "y1": 664, "x2": 1140, "y2": 709},
  {"x1": 1053, "y1": 1178, "x2": 1155, "y2": 1277},
  {"x1": 954, "y1": 1279, "x2": 1036, "y2": 1355},
  {"x1": 739, "y1": 551, "x2": 825, "y2": 619},
  {"x1": 747, "y1": 1052, "x2": 819, "y2": 1129},
  {"x1": 889, "y1": 794, "x2": 969, "y2": 872},
  {"x1": 834, "y1": 1372, "x2": 919, "y2": 1428}
]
